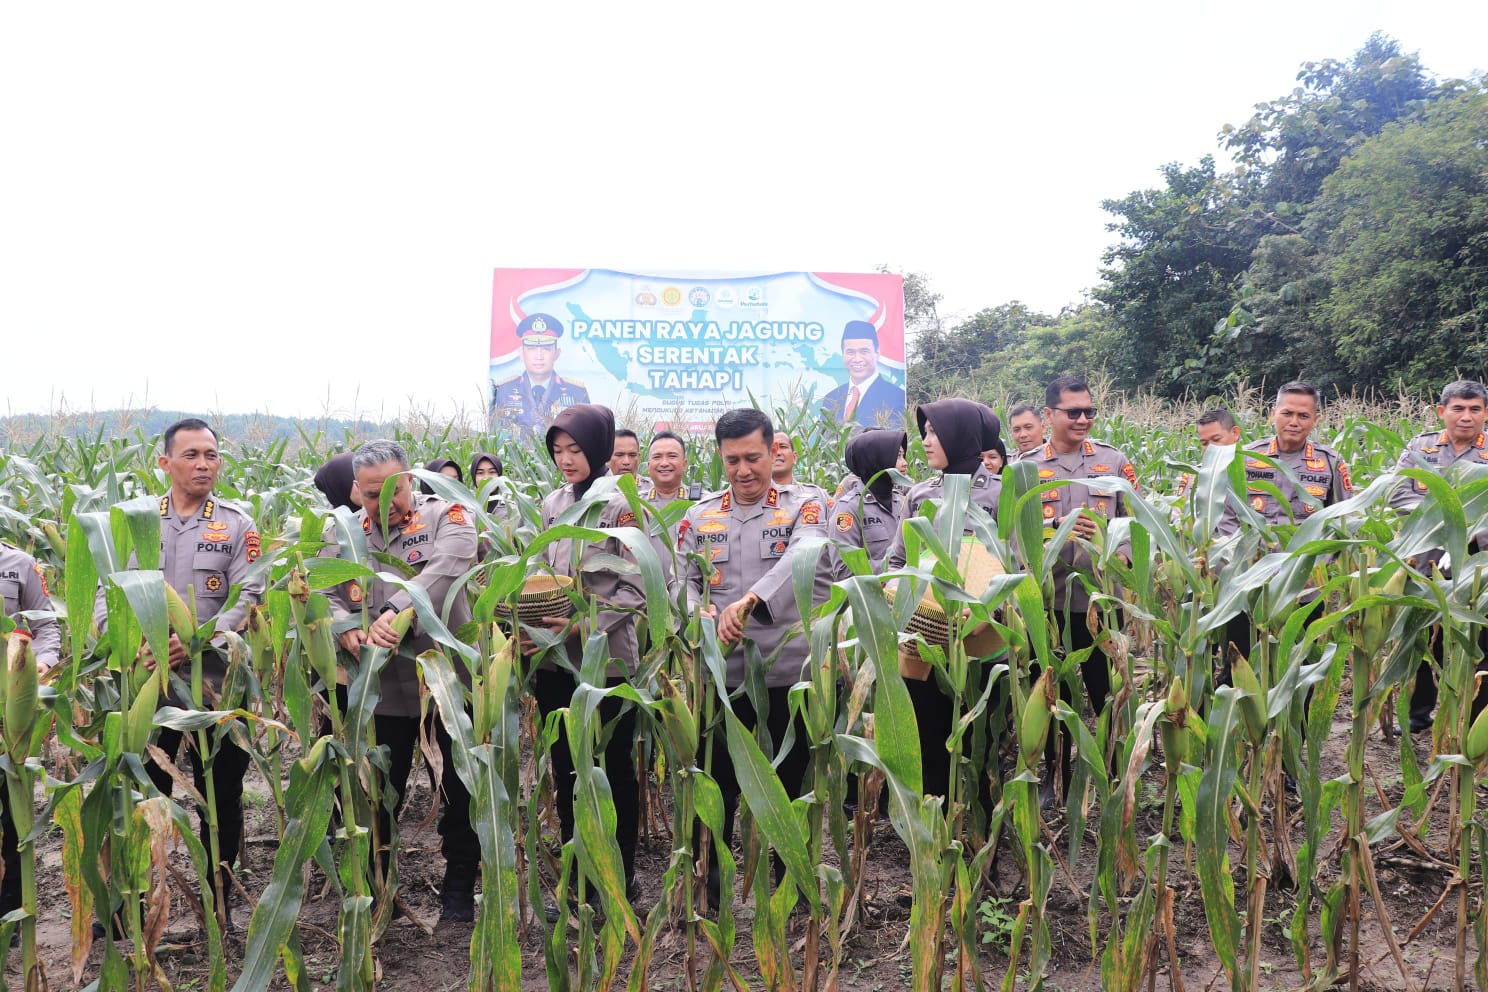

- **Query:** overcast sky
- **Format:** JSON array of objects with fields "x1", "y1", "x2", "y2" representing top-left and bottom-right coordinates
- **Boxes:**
[{"x1": 3, "y1": 2, "x2": 1484, "y2": 422}]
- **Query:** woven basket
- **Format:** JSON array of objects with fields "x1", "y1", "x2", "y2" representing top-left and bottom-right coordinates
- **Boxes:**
[
  {"x1": 494, "y1": 574, "x2": 576, "y2": 624},
  {"x1": 890, "y1": 542, "x2": 1006, "y2": 678}
]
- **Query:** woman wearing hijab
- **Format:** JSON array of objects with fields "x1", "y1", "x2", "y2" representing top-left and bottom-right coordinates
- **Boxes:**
[
  {"x1": 313, "y1": 451, "x2": 359, "y2": 511},
  {"x1": 521, "y1": 404, "x2": 646, "y2": 905},
  {"x1": 420, "y1": 458, "x2": 463, "y2": 495},
  {"x1": 832, "y1": 429, "x2": 909, "y2": 573},
  {"x1": 884, "y1": 399, "x2": 1004, "y2": 802}
]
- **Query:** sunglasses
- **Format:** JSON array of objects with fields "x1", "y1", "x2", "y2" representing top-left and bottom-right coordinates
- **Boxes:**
[{"x1": 1054, "y1": 406, "x2": 1098, "y2": 421}]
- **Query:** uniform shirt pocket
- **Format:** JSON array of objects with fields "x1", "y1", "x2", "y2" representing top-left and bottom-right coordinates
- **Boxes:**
[
  {"x1": 193, "y1": 550, "x2": 233, "y2": 599},
  {"x1": 0, "y1": 578, "x2": 20, "y2": 615},
  {"x1": 760, "y1": 538, "x2": 789, "y2": 560}
]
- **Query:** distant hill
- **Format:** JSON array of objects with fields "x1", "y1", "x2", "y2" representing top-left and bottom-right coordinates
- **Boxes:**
[{"x1": 0, "y1": 409, "x2": 394, "y2": 450}]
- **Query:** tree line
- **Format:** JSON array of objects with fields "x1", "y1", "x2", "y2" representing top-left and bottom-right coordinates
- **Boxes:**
[{"x1": 907, "y1": 33, "x2": 1488, "y2": 404}]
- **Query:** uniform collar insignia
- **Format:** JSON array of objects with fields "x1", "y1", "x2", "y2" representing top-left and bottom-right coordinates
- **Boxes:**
[
  {"x1": 1479, "y1": 433, "x2": 1486, "y2": 449},
  {"x1": 1266, "y1": 438, "x2": 1279, "y2": 456},
  {"x1": 1439, "y1": 429, "x2": 1452, "y2": 445},
  {"x1": 159, "y1": 495, "x2": 170, "y2": 517},
  {"x1": 765, "y1": 487, "x2": 779, "y2": 508},
  {"x1": 1082, "y1": 440, "x2": 1095, "y2": 455},
  {"x1": 1304, "y1": 441, "x2": 1314, "y2": 460},
  {"x1": 720, "y1": 490, "x2": 731, "y2": 511},
  {"x1": 202, "y1": 499, "x2": 215, "y2": 520},
  {"x1": 1042, "y1": 442, "x2": 1055, "y2": 460}
]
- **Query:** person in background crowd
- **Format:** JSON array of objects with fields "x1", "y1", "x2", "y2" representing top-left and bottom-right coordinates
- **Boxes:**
[
  {"x1": 819, "y1": 320, "x2": 906, "y2": 428},
  {"x1": 1007, "y1": 403, "x2": 1046, "y2": 457},
  {"x1": 980, "y1": 407, "x2": 1008, "y2": 475},
  {"x1": 323, "y1": 439, "x2": 480, "y2": 922},
  {"x1": 832, "y1": 429, "x2": 908, "y2": 572},
  {"x1": 1024, "y1": 376, "x2": 1136, "y2": 805},
  {"x1": 93, "y1": 418, "x2": 265, "y2": 930},
  {"x1": 1176, "y1": 408, "x2": 1243, "y2": 497},
  {"x1": 1390, "y1": 380, "x2": 1488, "y2": 733},
  {"x1": 421, "y1": 458, "x2": 462, "y2": 494},
  {"x1": 609, "y1": 429, "x2": 642, "y2": 480},
  {"x1": 314, "y1": 451, "x2": 360, "y2": 512},
  {"x1": 640, "y1": 430, "x2": 700, "y2": 562},
  {"x1": 524, "y1": 404, "x2": 646, "y2": 912},
  {"x1": 675, "y1": 408, "x2": 834, "y2": 910},
  {"x1": 0, "y1": 542, "x2": 59, "y2": 923}
]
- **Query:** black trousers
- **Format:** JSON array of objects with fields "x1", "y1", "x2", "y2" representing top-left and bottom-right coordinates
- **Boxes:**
[
  {"x1": 0, "y1": 788, "x2": 18, "y2": 911},
  {"x1": 371, "y1": 712, "x2": 479, "y2": 871},
  {"x1": 905, "y1": 664, "x2": 1003, "y2": 813},
  {"x1": 1410, "y1": 625, "x2": 1488, "y2": 724},
  {"x1": 146, "y1": 725, "x2": 252, "y2": 885},
  {"x1": 533, "y1": 668, "x2": 640, "y2": 885},
  {"x1": 1043, "y1": 609, "x2": 1115, "y2": 788},
  {"x1": 705, "y1": 685, "x2": 811, "y2": 854}
]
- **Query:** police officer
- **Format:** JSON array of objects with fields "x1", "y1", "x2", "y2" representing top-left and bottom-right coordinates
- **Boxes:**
[
  {"x1": 884, "y1": 400, "x2": 1004, "y2": 803},
  {"x1": 640, "y1": 430, "x2": 701, "y2": 568},
  {"x1": 1023, "y1": 376, "x2": 1136, "y2": 802},
  {"x1": 524, "y1": 405, "x2": 647, "y2": 910},
  {"x1": 676, "y1": 409, "x2": 834, "y2": 909},
  {"x1": 772, "y1": 431, "x2": 830, "y2": 506},
  {"x1": 1176, "y1": 408, "x2": 1242, "y2": 498},
  {"x1": 1390, "y1": 380, "x2": 1488, "y2": 732},
  {"x1": 93, "y1": 418, "x2": 265, "y2": 929},
  {"x1": 1, "y1": 543, "x2": 59, "y2": 922},
  {"x1": 322, "y1": 439, "x2": 480, "y2": 922},
  {"x1": 490, "y1": 313, "x2": 591, "y2": 430},
  {"x1": 1215, "y1": 381, "x2": 1352, "y2": 677},
  {"x1": 832, "y1": 429, "x2": 907, "y2": 573},
  {"x1": 1006, "y1": 403, "x2": 1046, "y2": 459}
]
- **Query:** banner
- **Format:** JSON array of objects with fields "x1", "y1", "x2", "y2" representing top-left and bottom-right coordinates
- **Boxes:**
[{"x1": 489, "y1": 268, "x2": 906, "y2": 433}]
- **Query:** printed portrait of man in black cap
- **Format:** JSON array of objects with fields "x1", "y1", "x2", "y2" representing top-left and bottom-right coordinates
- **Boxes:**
[
  {"x1": 490, "y1": 313, "x2": 591, "y2": 431},
  {"x1": 820, "y1": 320, "x2": 906, "y2": 428}
]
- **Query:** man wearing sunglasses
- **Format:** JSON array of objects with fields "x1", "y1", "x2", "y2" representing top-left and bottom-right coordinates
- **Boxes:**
[{"x1": 1025, "y1": 375, "x2": 1137, "y2": 805}]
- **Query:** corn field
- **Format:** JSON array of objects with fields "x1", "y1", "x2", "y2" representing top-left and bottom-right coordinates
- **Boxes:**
[{"x1": 3, "y1": 392, "x2": 1488, "y2": 992}]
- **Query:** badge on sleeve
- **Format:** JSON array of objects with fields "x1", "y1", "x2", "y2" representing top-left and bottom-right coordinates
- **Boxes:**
[
  {"x1": 1338, "y1": 461, "x2": 1353, "y2": 493},
  {"x1": 834, "y1": 512, "x2": 854, "y2": 533},
  {"x1": 32, "y1": 562, "x2": 48, "y2": 597},
  {"x1": 1121, "y1": 463, "x2": 1138, "y2": 490},
  {"x1": 801, "y1": 501, "x2": 821, "y2": 525},
  {"x1": 448, "y1": 504, "x2": 468, "y2": 526},
  {"x1": 245, "y1": 530, "x2": 262, "y2": 563}
]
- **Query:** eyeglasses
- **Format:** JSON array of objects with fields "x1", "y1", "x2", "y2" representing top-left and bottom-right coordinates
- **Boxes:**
[{"x1": 1054, "y1": 406, "x2": 1098, "y2": 421}]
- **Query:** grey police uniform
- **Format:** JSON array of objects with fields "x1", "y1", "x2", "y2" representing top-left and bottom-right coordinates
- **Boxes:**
[
  {"x1": 1217, "y1": 437, "x2": 1353, "y2": 537},
  {"x1": 884, "y1": 465, "x2": 1000, "y2": 572},
  {"x1": 676, "y1": 485, "x2": 833, "y2": 688},
  {"x1": 0, "y1": 543, "x2": 60, "y2": 669},
  {"x1": 641, "y1": 481, "x2": 703, "y2": 575},
  {"x1": 93, "y1": 494, "x2": 266, "y2": 681},
  {"x1": 324, "y1": 494, "x2": 478, "y2": 718},
  {"x1": 491, "y1": 373, "x2": 591, "y2": 432},
  {"x1": 538, "y1": 481, "x2": 647, "y2": 674},
  {"x1": 1021, "y1": 439, "x2": 1136, "y2": 613},
  {"x1": 829, "y1": 476, "x2": 904, "y2": 573},
  {"x1": 1390, "y1": 429, "x2": 1488, "y2": 565}
]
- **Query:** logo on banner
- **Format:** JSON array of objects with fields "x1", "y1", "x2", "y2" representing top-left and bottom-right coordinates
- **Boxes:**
[
  {"x1": 688, "y1": 286, "x2": 711, "y2": 307},
  {"x1": 742, "y1": 285, "x2": 767, "y2": 307},
  {"x1": 661, "y1": 286, "x2": 683, "y2": 308},
  {"x1": 715, "y1": 287, "x2": 737, "y2": 308},
  {"x1": 635, "y1": 285, "x2": 657, "y2": 306}
]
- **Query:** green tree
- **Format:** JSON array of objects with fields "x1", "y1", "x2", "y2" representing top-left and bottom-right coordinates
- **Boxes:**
[
  {"x1": 1308, "y1": 86, "x2": 1488, "y2": 393},
  {"x1": 1095, "y1": 157, "x2": 1253, "y2": 396}
]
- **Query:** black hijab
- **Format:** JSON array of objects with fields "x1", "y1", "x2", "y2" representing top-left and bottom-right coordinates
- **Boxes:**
[
  {"x1": 845, "y1": 428, "x2": 907, "y2": 507},
  {"x1": 469, "y1": 452, "x2": 503, "y2": 479},
  {"x1": 313, "y1": 451, "x2": 358, "y2": 511},
  {"x1": 917, "y1": 399, "x2": 989, "y2": 477},
  {"x1": 421, "y1": 458, "x2": 462, "y2": 495},
  {"x1": 546, "y1": 404, "x2": 616, "y2": 499}
]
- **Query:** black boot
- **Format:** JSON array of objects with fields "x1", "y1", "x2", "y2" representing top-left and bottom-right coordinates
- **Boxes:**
[{"x1": 439, "y1": 863, "x2": 475, "y2": 923}]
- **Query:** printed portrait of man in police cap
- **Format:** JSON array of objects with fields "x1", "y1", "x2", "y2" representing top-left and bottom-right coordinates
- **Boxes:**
[
  {"x1": 820, "y1": 320, "x2": 905, "y2": 428},
  {"x1": 491, "y1": 313, "x2": 592, "y2": 431}
]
